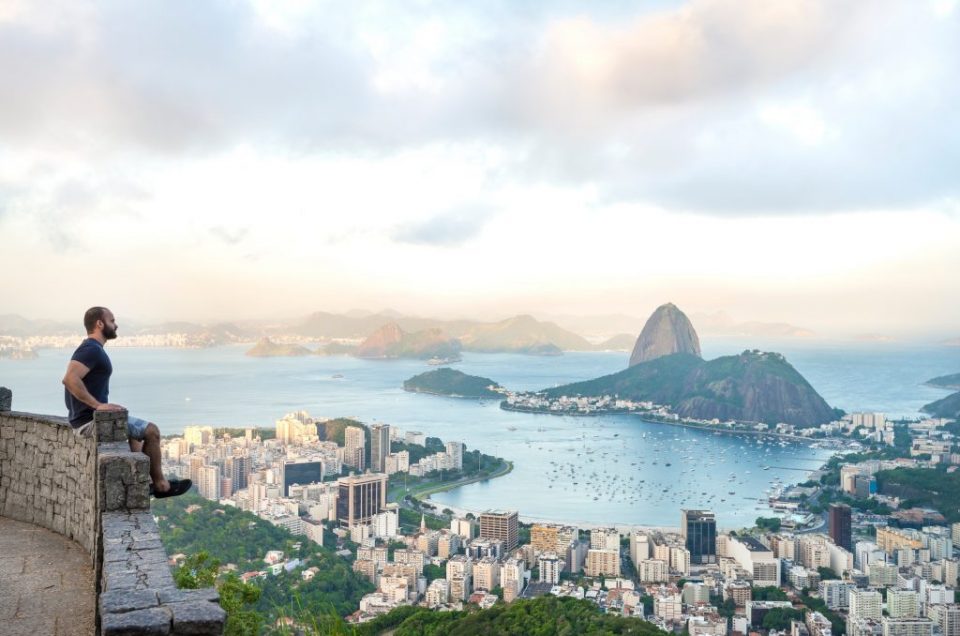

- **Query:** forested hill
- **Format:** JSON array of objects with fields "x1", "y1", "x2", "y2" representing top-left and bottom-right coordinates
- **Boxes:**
[
  {"x1": 925, "y1": 372, "x2": 960, "y2": 390},
  {"x1": 543, "y1": 350, "x2": 838, "y2": 428},
  {"x1": 153, "y1": 494, "x2": 373, "y2": 620},
  {"x1": 356, "y1": 596, "x2": 669, "y2": 636},
  {"x1": 403, "y1": 368, "x2": 503, "y2": 398},
  {"x1": 922, "y1": 391, "x2": 960, "y2": 420}
]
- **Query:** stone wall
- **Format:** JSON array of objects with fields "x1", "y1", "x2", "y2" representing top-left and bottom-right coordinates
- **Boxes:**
[
  {"x1": 0, "y1": 388, "x2": 225, "y2": 635},
  {"x1": 0, "y1": 393, "x2": 98, "y2": 559}
]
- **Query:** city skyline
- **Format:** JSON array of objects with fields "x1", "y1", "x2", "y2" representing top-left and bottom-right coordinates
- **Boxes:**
[{"x1": 1, "y1": 1, "x2": 959, "y2": 337}]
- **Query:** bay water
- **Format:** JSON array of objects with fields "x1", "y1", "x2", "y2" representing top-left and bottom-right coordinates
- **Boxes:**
[{"x1": 2, "y1": 337, "x2": 957, "y2": 528}]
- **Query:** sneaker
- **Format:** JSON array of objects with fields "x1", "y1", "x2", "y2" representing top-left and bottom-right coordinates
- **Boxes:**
[{"x1": 152, "y1": 479, "x2": 192, "y2": 499}]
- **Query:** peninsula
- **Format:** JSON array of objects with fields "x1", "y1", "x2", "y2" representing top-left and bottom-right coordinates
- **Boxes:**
[{"x1": 502, "y1": 303, "x2": 839, "y2": 428}]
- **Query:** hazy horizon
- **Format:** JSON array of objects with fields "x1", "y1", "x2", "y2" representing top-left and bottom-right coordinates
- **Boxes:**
[{"x1": 2, "y1": 1, "x2": 958, "y2": 340}]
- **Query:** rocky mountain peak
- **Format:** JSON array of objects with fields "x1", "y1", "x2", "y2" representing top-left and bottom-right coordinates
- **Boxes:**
[{"x1": 628, "y1": 303, "x2": 702, "y2": 367}]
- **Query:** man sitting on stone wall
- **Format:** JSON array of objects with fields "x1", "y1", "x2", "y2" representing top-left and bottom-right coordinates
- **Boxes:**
[{"x1": 62, "y1": 306, "x2": 191, "y2": 498}]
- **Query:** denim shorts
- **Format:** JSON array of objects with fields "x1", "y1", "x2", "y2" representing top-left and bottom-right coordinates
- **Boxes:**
[{"x1": 73, "y1": 415, "x2": 151, "y2": 440}]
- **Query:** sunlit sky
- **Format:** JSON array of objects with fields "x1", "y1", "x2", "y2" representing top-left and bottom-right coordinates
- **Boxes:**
[{"x1": 1, "y1": 0, "x2": 958, "y2": 338}]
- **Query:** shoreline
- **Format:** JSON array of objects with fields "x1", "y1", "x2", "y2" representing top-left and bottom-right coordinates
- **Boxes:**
[
  {"x1": 501, "y1": 400, "x2": 851, "y2": 446},
  {"x1": 392, "y1": 460, "x2": 515, "y2": 504}
]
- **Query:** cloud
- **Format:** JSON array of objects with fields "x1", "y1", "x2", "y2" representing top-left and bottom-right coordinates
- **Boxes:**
[
  {"x1": 1, "y1": 0, "x2": 957, "y2": 217},
  {"x1": 209, "y1": 226, "x2": 249, "y2": 246},
  {"x1": 391, "y1": 206, "x2": 493, "y2": 247}
]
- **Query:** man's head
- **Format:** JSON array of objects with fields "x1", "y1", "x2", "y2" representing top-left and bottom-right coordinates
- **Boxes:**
[{"x1": 83, "y1": 306, "x2": 118, "y2": 340}]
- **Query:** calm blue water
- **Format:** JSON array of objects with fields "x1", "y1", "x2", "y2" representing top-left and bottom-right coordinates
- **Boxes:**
[{"x1": 2, "y1": 339, "x2": 957, "y2": 528}]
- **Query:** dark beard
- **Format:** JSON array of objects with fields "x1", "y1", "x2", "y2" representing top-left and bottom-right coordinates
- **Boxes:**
[{"x1": 103, "y1": 325, "x2": 118, "y2": 340}]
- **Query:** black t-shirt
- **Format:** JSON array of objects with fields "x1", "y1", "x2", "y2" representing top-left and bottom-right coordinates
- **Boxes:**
[{"x1": 64, "y1": 338, "x2": 112, "y2": 427}]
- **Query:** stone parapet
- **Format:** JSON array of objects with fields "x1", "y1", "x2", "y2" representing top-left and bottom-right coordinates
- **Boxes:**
[
  {"x1": 0, "y1": 407, "x2": 97, "y2": 557},
  {"x1": 100, "y1": 511, "x2": 224, "y2": 635},
  {"x1": 0, "y1": 388, "x2": 224, "y2": 635}
]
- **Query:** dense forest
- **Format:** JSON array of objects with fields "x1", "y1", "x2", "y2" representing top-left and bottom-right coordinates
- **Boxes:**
[
  {"x1": 354, "y1": 596, "x2": 668, "y2": 636},
  {"x1": 154, "y1": 494, "x2": 374, "y2": 623},
  {"x1": 876, "y1": 466, "x2": 960, "y2": 522}
]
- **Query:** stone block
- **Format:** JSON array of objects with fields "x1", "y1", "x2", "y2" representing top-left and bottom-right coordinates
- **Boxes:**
[
  {"x1": 101, "y1": 607, "x2": 172, "y2": 635},
  {"x1": 95, "y1": 409, "x2": 129, "y2": 443},
  {"x1": 157, "y1": 588, "x2": 221, "y2": 605},
  {"x1": 0, "y1": 386, "x2": 10, "y2": 411},
  {"x1": 99, "y1": 451, "x2": 151, "y2": 512},
  {"x1": 100, "y1": 589, "x2": 161, "y2": 614},
  {"x1": 167, "y1": 600, "x2": 226, "y2": 635}
]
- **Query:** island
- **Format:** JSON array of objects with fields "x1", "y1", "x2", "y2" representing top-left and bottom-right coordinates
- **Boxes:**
[
  {"x1": 403, "y1": 368, "x2": 504, "y2": 398},
  {"x1": 925, "y1": 371, "x2": 960, "y2": 391},
  {"x1": 244, "y1": 337, "x2": 311, "y2": 357}
]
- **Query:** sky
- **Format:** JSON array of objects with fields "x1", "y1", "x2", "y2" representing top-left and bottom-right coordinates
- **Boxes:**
[{"x1": 1, "y1": 0, "x2": 958, "y2": 338}]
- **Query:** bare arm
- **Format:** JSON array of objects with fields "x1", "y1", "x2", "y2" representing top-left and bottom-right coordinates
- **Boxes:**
[{"x1": 62, "y1": 360, "x2": 123, "y2": 411}]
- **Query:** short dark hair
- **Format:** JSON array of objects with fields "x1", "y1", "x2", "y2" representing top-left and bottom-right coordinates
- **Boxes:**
[{"x1": 83, "y1": 307, "x2": 109, "y2": 334}]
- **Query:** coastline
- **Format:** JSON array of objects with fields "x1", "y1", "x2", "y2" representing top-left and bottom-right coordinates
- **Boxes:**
[
  {"x1": 402, "y1": 387, "x2": 498, "y2": 400},
  {"x1": 502, "y1": 399, "x2": 849, "y2": 446}
]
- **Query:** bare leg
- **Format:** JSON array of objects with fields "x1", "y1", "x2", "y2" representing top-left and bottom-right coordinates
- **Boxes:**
[
  {"x1": 129, "y1": 439, "x2": 143, "y2": 452},
  {"x1": 142, "y1": 423, "x2": 170, "y2": 492}
]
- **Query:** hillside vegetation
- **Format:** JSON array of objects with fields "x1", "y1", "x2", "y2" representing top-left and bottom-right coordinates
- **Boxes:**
[
  {"x1": 876, "y1": 467, "x2": 960, "y2": 522},
  {"x1": 922, "y1": 391, "x2": 960, "y2": 419},
  {"x1": 153, "y1": 494, "x2": 374, "y2": 620},
  {"x1": 925, "y1": 372, "x2": 960, "y2": 390},
  {"x1": 543, "y1": 350, "x2": 838, "y2": 428},
  {"x1": 403, "y1": 368, "x2": 503, "y2": 398},
  {"x1": 356, "y1": 596, "x2": 668, "y2": 636}
]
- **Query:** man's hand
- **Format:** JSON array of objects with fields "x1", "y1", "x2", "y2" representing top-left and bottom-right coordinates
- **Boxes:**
[{"x1": 96, "y1": 403, "x2": 125, "y2": 411}]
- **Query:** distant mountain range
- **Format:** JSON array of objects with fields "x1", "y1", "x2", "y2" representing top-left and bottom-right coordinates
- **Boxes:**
[
  {"x1": 547, "y1": 310, "x2": 816, "y2": 339},
  {"x1": 355, "y1": 324, "x2": 461, "y2": 360},
  {"x1": 245, "y1": 338, "x2": 311, "y2": 357}
]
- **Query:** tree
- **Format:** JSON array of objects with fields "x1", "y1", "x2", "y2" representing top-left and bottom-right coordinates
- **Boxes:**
[
  {"x1": 218, "y1": 574, "x2": 263, "y2": 636},
  {"x1": 756, "y1": 517, "x2": 782, "y2": 532},
  {"x1": 174, "y1": 551, "x2": 219, "y2": 589},
  {"x1": 752, "y1": 586, "x2": 788, "y2": 601},
  {"x1": 762, "y1": 608, "x2": 804, "y2": 631},
  {"x1": 423, "y1": 564, "x2": 445, "y2": 583},
  {"x1": 817, "y1": 567, "x2": 840, "y2": 581}
]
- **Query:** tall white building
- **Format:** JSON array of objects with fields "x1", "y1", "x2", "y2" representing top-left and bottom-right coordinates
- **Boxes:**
[
  {"x1": 344, "y1": 426, "x2": 366, "y2": 471},
  {"x1": 727, "y1": 535, "x2": 780, "y2": 587},
  {"x1": 500, "y1": 558, "x2": 525, "y2": 602},
  {"x1": 591, "y1": 528, "x2": 620, "y2": 551},
  {"x1": 850, "y1": 589, "x2": 883, "y2": 621},
  {"x1": 821, "y1": 579, "x2": 856, "y2": 610},
  {"x1": 425, "y1": 579, "x2": 449, "y2": 607},
  {"x1": 929, "y1": 604, "x2": 960, "y2": 636},
  {"x1": 881, "y1": 618, "x2": 934, "y2": 636},
  {"x1": 451, "y1": 517, "x2": 475, "y2": 541},
  {"x1": 472, "y1": 557, "x2": 500, "y2": 592},
  {"x1": 888, "y1": 590, "x2": 919, "y2": 618},
  {"x1": 184, "y1": 425, "x2": 214, "y2": 448},
  {"x1": 539, "y1": 552, "x2": 561, "y2": 584},
  {"x1": 445, "y1": 441, "x2": 464, "y2": 471},
  {"x1": 630, "y1": 532, "x2": 651, "y2": 566},
  {"x1": 585, "y1": 549, "x2": 620, "y2": 577},
  {"x1": 197, "y1": 464, "x2": 220, "y2": 500},
  {"x1": 370, "y1": 423, "x2": 390, "y2": 473}
]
